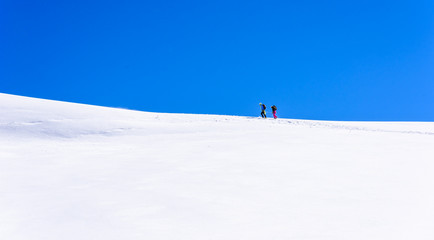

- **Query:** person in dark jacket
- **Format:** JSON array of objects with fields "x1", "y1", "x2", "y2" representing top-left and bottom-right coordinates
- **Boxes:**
[
  {"x1": 259, "y1": 103, "x2": 267, "y2": 118},
  {"x1": 271, "y1": 105, "x2": 277, "y2": 119}
]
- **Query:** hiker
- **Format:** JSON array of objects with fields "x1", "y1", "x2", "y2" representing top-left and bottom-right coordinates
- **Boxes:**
[
  {"x1": 271, "y1": 105, "x2": 277, "y2": 119},
  {"x1": 259, "y1": 103, "x2": 266, "y2": 118}
]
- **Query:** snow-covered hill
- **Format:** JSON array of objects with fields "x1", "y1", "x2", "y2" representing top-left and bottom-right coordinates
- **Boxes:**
[{"x1": 1, "y1": 93, "x2": 434, "y2": 240}]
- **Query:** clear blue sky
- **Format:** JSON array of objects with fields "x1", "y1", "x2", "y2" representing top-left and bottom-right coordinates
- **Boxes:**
[{"x1": 1, "y1": 0, "x2": 433, "y2": 120}]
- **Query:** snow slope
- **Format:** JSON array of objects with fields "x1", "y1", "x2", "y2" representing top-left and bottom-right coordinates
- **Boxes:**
[{"x1": 1, "y1": 93, "x2": 434, "y2": 240}]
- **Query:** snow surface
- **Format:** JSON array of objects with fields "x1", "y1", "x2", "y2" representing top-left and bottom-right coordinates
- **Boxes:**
[{"x1": 1, "y1": 93, "x2": 434, "y2": 240}]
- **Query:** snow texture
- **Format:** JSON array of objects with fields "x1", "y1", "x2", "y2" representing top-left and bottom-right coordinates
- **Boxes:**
[{"x1": 1, "y1": 93, "x2": 434, "y2": 240}]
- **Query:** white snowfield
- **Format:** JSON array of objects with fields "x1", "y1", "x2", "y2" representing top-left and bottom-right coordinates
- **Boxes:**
[{"x1": 1, "y1": 93, "x2": 434, "y2": 240}]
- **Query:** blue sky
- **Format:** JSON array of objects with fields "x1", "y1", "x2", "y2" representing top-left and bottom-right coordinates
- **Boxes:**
[{"x1": 1, "y1": 0, "x2": 433, "y2": 120}]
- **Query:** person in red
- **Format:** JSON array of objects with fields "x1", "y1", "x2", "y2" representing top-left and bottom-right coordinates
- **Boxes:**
[{"x1": 271, "y1": 105, "x2": 277, "y2": 119}]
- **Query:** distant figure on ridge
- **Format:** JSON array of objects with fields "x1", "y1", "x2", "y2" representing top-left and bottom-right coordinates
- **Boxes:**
[
  {"x1": 271, "y1": 105, "x2": 277, "y2": 119},
  {"x1": 259, "y1": 103, "x2": 267, "y2": 118}
]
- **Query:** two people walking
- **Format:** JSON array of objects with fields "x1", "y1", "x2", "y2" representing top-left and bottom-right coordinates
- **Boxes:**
[{"x1": 259, "y1": 103, "x2": 277, "y2": 119}]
